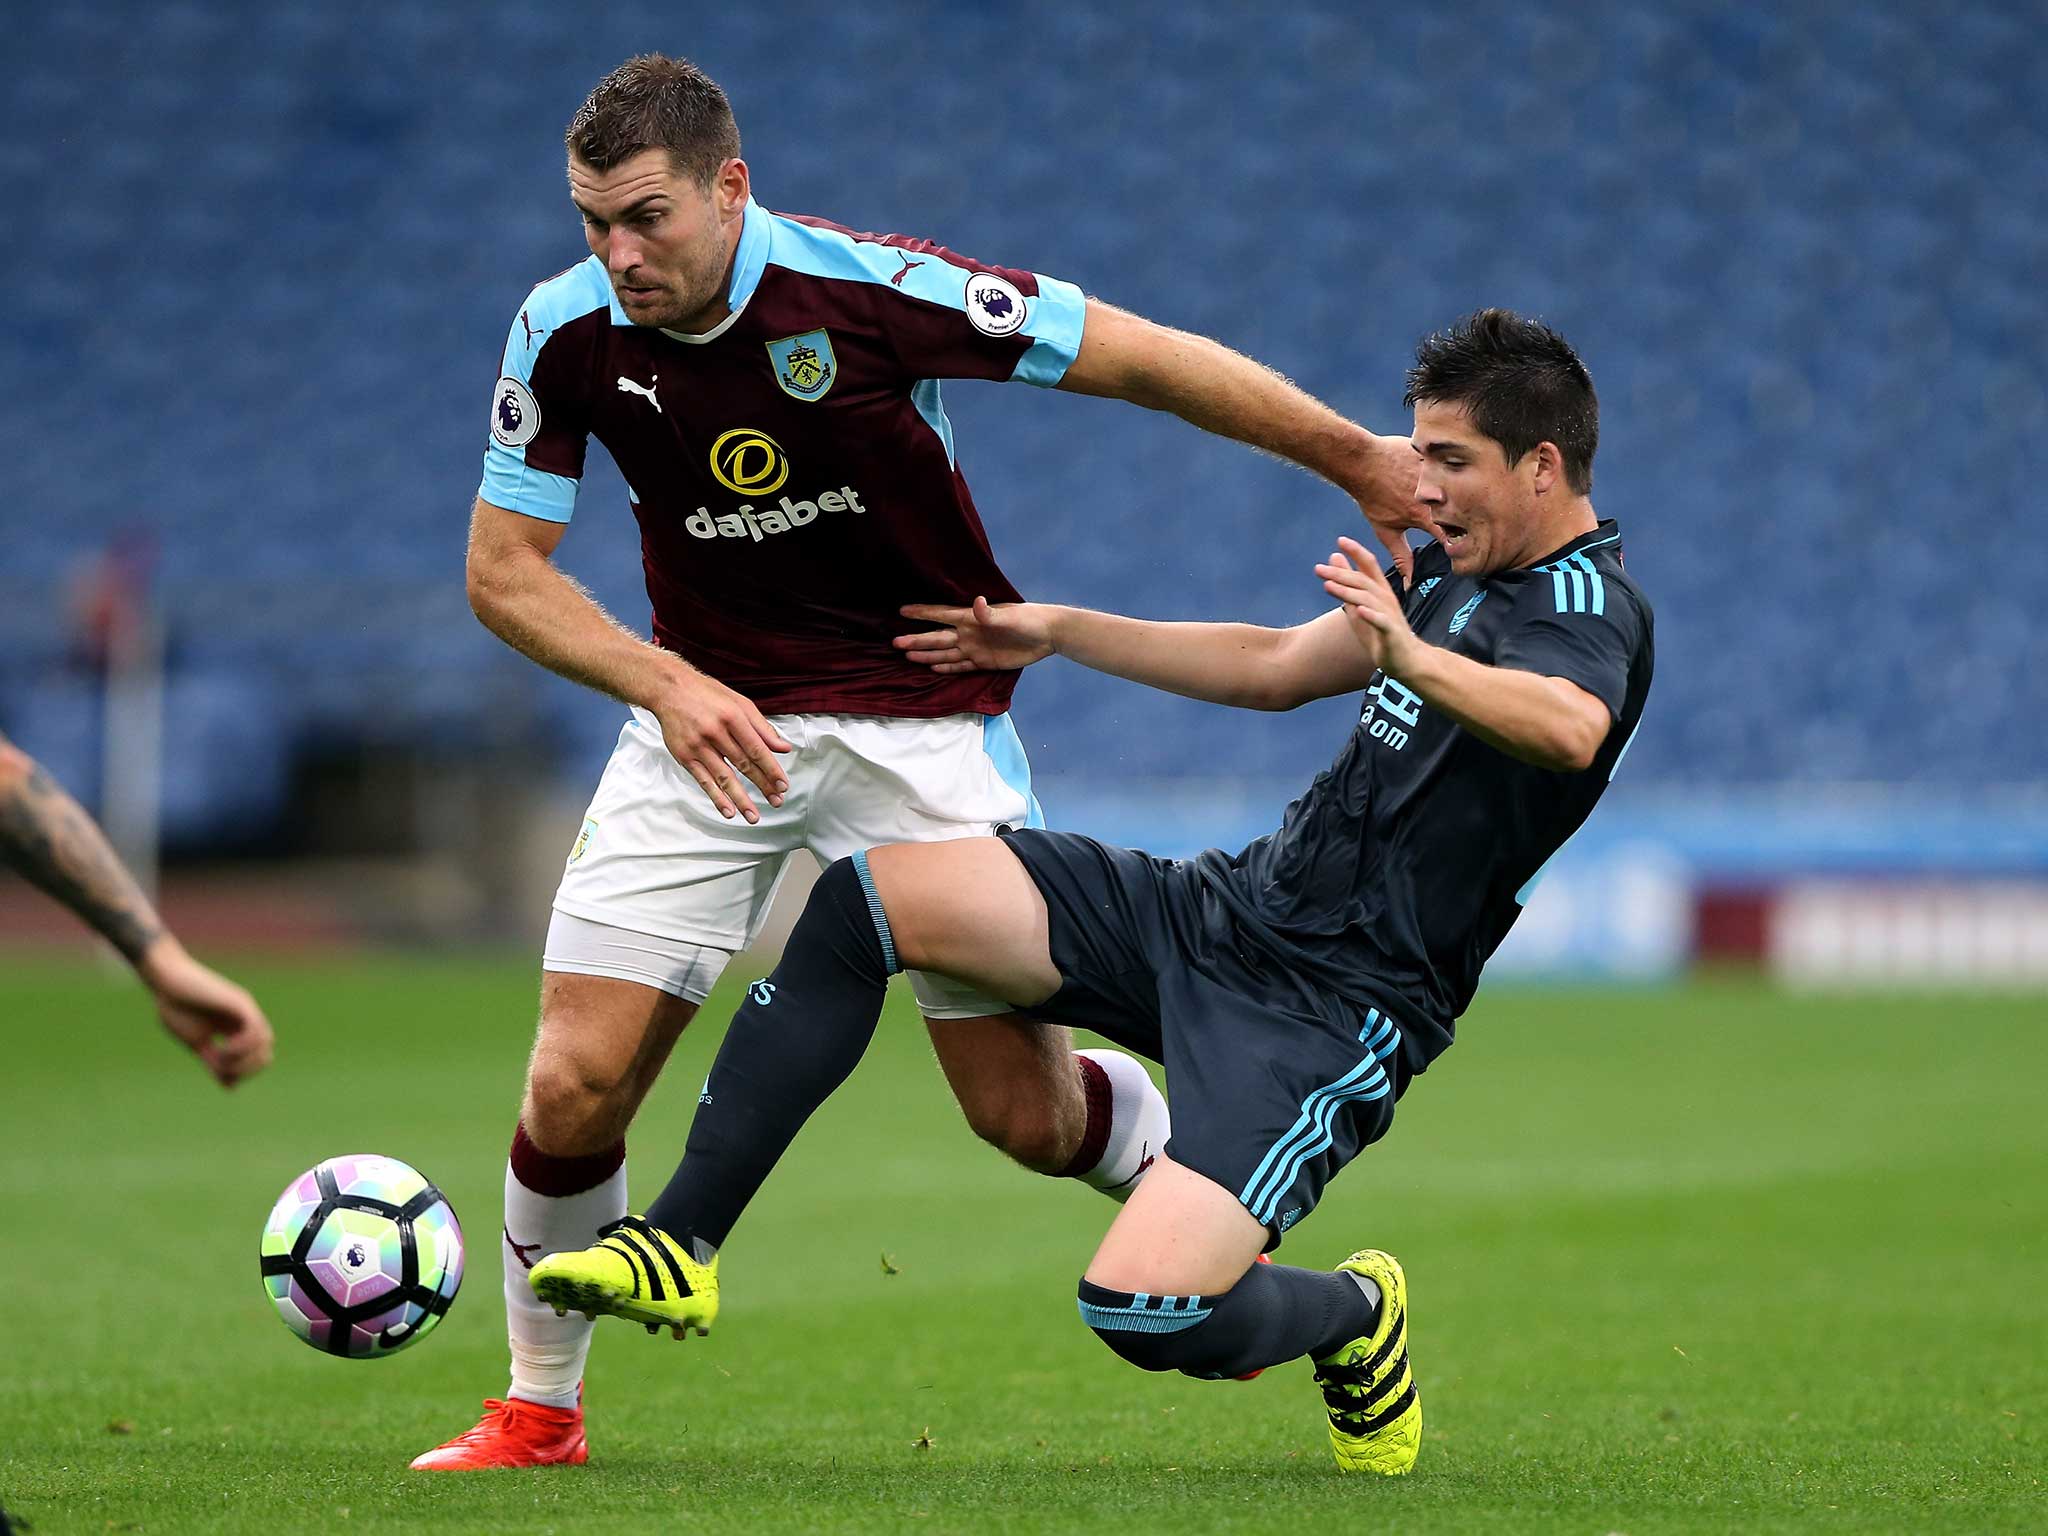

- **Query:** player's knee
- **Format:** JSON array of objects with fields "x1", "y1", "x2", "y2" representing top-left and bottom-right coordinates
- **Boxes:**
[
  {"x1": 522, "y1": 1048, "x2": 633, "y2": 1150},
  {"x1": 1077, "y1": 1278, "x2": 1224, "y2": 1376}
]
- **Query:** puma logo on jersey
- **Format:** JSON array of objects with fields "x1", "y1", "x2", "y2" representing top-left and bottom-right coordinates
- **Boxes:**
[
  {"x1": 891, "y1": 253, "x2": 925, "y2": 286},
  {"x1": 616, "y1": 374, "x2": 661, "y2": 412},
  {"x1": 519, "y1": 309, "x2": 549, "y2": 348}
]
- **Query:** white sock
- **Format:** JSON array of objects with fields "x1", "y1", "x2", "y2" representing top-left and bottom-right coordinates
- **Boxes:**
[
  {"x1": 1073, "y1": 1048, "x2": 1171, "y2": 1203},
  {"x1": 502, "y1": 1157, "x2": 627, "y2": 1410}
]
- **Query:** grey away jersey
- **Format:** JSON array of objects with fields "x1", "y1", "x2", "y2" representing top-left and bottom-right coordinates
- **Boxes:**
[{"x1": 1194, "y1": 520, "x2": 1653, "y2": 1058}]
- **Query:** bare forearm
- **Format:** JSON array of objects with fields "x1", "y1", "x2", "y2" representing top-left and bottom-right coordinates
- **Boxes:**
[
  {"x1": 1063, "y1": 309, "x2": 1377, "y2": 486},
  {"x1": 1388, "y1": 645, "x2": 1608, "y2": 771},
  {"x1": 1047, "y1": 606, "x2": 1296, "y2": 710},
  {"x1": 0, "y1": 741, "x2": 165, "y2": 963},
  {"x1": 1158, "y1": 339, "x2": 1372, "y2": 484},
  {"x1": 468, "y1": 548, "x2": 684, "y2": 708}
]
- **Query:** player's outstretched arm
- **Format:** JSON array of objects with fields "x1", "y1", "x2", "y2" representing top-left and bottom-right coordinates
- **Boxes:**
[
  {"x1": 896, "y1": 597, "x2": 1376, "y2": 711},
  {"x1": 1318, "y1": 536, "x2": 1611, "y2": 771},
  {"x1": 0, "y1": 731, "x2": 275, "y2": 1086},
  {"x1": 1058, "y1": 300, "x2": 1434, "y2": 579},
  {"x1": 465, "y1": 498, "x2": 792, "y2": 823}
]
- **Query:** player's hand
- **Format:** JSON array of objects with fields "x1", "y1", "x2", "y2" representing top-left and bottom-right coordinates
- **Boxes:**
[
  {"x1": 895, "y1": 599, "x2": 1057, "y2": 674},
  {"x1": 649, "y1": 666, "x2": 794, "y2": 823},
  {"x1": 1342, "y1": 433, "x2": 1439, "y2": 585},
  {"x1": 1316, "y1": 535, "x2": 1424, "y2": 675},
  {"x1": 140, "y1": 938, "x2": 276, "y2": 1088}
]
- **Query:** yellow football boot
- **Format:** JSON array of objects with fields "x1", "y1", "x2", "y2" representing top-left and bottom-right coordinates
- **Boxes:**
[
  {"x1": 528, "y1": 1215, "x2": 718, "y2": 1339},
  {"x1": 1312, "y1": 1248, "x2": 1421, "y2": 1475}
]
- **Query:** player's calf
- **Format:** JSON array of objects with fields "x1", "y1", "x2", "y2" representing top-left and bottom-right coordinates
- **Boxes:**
[
  {"x1": 937, "y1": 1025, "x2": 1169, "y2": 1195},
  {"x1": 930, "y1": 1013, "x2": 1084, "y2": 1172},
  {"x1": 1077, "y1": 1253, "x2": 1379, "y2": 1381}
]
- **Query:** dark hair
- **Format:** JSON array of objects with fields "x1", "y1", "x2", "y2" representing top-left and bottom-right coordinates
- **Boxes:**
[
  {"x1": 1404, "y1": 309, "x2": 1598, "y2": 495},
  {"x1": 566, "y1": 54, "x2": 741, "y2": 185}
]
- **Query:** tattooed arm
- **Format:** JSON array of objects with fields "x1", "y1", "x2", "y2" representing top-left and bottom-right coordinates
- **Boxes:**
[
  {"x1": 0, "y1": 731, "x2": 275, "y2": 1086},
  {"x1": 0, "y1": 731, "x2": 164, "y2": 961}
]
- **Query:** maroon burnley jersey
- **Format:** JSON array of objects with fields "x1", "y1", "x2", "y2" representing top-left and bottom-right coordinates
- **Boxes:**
[{"x1": 480, "y1": 199, "x2": 1089, "y2": 718}]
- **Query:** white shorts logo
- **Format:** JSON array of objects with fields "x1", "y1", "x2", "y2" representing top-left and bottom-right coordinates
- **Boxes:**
[
  {"x1": 569, "y1": 817, "x2": 597, "y2": 863},
  {"x1": 963, "y1": 273, "x2": 1028, "y2": 337},
  {"x1": 491, "y1": 376, "x2": 541, "y2": 447}
]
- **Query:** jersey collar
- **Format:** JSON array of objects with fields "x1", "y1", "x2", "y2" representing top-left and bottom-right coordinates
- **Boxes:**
[
  {"x1": 657, "y1": 196, "x2": 770, "y2": 346},
  {"x1": 1524, "y1": 518, "x2": 1621, "y2": 570},
  {"x1": 727, "y1": 196, "x2": 770, "y2": 310}
]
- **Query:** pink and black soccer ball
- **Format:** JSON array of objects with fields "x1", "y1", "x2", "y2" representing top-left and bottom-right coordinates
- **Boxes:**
[{"x1": 259, "y1": 1154, "x2": 463, "y2": 1358}]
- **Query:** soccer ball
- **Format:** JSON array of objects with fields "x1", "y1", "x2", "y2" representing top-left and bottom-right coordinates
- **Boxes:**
[{"x1": 259, "y1": 1154, "x2": 464, "y2": 1358}]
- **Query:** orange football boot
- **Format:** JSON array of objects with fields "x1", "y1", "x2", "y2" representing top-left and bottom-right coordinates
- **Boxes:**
[{"x1": 408, "y1": 1395, "x2": 588, "y2": 1471}]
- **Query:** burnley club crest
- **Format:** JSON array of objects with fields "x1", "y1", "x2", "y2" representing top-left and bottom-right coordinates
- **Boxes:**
[{"x1": 767, "y1": 330, "x2": 837, "y2": 401}]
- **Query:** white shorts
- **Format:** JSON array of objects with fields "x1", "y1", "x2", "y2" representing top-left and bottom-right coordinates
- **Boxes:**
[{"x1": 543, "y1": 707, "x2": 1045, "y2": 1018}]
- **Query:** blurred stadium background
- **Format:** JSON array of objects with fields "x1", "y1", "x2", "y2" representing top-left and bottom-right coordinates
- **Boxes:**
[
  {"x1": 4, "y1": 6, "x2": 2045, "y2": 1531},
  {"x1": 2, "y1": 1, "x2": 2044, "y2": 975}
]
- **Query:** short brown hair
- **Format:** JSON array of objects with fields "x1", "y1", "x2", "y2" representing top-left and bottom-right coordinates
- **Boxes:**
[{"x1": 566, "y1": 54, "x2": 741, "y2": 185}]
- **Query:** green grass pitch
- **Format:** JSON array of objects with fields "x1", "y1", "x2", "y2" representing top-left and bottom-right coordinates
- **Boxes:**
[{"x1": 0, "y1": 956, "x2": 2041, "y2": 1534}]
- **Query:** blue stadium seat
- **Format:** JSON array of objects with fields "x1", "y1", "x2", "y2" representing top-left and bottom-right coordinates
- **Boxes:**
[{"x1": 1, "y1": 0, "x2": 2040, "y2": 840}]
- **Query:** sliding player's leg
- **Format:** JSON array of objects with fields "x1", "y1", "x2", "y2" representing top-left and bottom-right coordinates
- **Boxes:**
[
  {"x1": 1077, "y1": 1156, "x2": 1416, "y2": 1473},
  {"x1": 1070, "y1": 968, "x2": 1422, "y2": 1474},
  {"x1": 1076, "y1": 1154, "x2": 1376, "y2": 1379},
  {"x1": 873, "y1": 837, "x2": 1065, "y2": 999},
  {"x1": 980, "y1": 824, "x2": 1421, "y2": 1472}
]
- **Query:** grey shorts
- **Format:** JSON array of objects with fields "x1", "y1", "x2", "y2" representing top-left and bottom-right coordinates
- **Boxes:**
[{"x1": 1000, "y1": 828, "x2": 1414, "y2": 1244}]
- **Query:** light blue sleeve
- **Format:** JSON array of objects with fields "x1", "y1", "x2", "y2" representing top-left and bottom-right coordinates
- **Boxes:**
[
  {"x1": 1010, "y1": 273, "x2": 1087, "y2": 386},
  {"x1": 477, "y1": 266, "x2": 609, "y2": 523},
  {"x1": 761, "y1": 213, "x2": 1088, "y2": 388}
]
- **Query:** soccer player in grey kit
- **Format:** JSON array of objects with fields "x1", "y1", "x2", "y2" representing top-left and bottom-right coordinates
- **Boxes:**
[
  {"x1": 415, "y1": 54, "x2": 1429, "y2": 1469},
  {"x1": 538, "y1": 310, "x2": 1653, "y2": 1477}
]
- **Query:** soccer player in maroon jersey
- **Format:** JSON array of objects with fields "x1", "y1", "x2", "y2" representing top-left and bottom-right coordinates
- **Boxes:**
[{"x1": 413, "y1": 53, "x2": 1427, "y2": 1470}]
